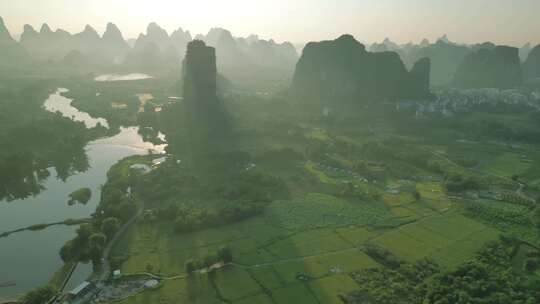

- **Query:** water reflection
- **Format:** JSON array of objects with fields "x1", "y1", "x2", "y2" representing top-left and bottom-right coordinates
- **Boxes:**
[
  {"x1": 0, "y1": 132, "x2": 90, "y2": 202},
  {"x1": 93, "y1": 126, "x2": 167, "y2": 154},
  {"x1": 0, "y1": 89, "x2": 167, "y2": 299},
  {"x1": 94, "y1": 73, "x2": 154, "y2": 82},
  {"x1": 0, "y1": 226, "x2": 79, "y2": 299},
  {"x1": 44, "y1": 88, "x2": 109, "y2": 129}
]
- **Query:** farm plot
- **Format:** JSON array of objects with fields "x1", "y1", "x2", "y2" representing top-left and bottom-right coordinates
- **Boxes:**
[
  {"x1": 265, "y1": 229, "x2": 352, "y2": 259},
  {"x1": 415, "y1": 182, "x2": 454, "y2": 212},
  {"x1": 308, "y1": 275, "x2": 359, "y2": 304},
  {"x1": 390, "y1": 206, "x2": 421, "y2": 219},
  {"x1": 371, "y1": 229, "x2": 437, "y2": 262},
  {"x1": 382, "y1": 192, "x2": 416, "y2": 207},
  {"x1": 113, "y1": 217, "x2": 291, "y2": 274},
  {"x1": 271, "y1": 283, "x2": 319, "y2": 304},
  {"x1": 431, "y1": 228, "x2": 500, "y2": 268},
  {"x1": 481, "y1": 152, "x2": 531, "y2": 177},
  {"x1": 113, "y1": 276, "x2": 221, "y2": 304},
  {"x1": 248, "y1": 266, "x2": 285, "y2": 290},
  {"x1": 264, "y1": 193, "x2": 391, "y2": 231},
  {"x1": 371, "y1": 214, "x2": 500, "y2": 267},
  {"x1": 213, "y1": 267, "x2": 263, "y2": 301},
  {"x1": 335, "y1": 226, "x2": 380, "y2": 245},
  {"x1": 234, "y1": 294, "x2": 274, "y2": 304},
  {"x1": 269, "y1": 249, "x2": 377, "y2": 284}
]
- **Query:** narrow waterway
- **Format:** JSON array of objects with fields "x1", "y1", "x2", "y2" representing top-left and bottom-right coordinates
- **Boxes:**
[
  {"x1": 44, "y1": 88, "x2": 109, "y2": 129},
  {"x1": 0, "y1": 88, "x2": 165, "y2": 301}
]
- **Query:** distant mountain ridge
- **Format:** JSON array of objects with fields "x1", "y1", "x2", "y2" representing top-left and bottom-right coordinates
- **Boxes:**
[
  {"x1": 0, "y1": 15, "x2": 538, "y2": 92},
  {"x1": 4, "y1": 18, "x2": 298, "y2": 73},
  {"x1": 194, "y1": 27, "x2": 298, "y2": 70},
  {"x1": 365, "y1": 35, "x2": 538, "y2": 87},
  {"x1": 0, "y1": 16, "x2": 29, "y2": 67}
]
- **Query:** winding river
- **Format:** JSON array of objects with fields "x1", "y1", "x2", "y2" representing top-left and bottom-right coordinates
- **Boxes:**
[{"x1": 0, "y1": 88, "x2": 165, "y2": 301}]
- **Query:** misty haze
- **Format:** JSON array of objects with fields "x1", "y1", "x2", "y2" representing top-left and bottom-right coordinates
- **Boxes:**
[{"x1": 1, "y1": 1, "x2": 540, "y2": 303}]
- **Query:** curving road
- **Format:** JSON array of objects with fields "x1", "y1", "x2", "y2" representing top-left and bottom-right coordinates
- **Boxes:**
[
  {"x1": 97, "y1": 201, "x2": 145, "y2": 288},
  {"x1": 59, "y1": 202, "x2": 145, "y2": 304}
]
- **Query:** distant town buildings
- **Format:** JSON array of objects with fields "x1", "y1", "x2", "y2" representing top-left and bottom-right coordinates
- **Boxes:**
[{"x1": 397, "y1": 88, "x2": 540, "y2": 117}]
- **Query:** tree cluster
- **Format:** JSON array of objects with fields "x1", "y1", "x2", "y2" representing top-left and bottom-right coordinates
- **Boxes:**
[
  {"x1": 137, "y1": 166, "x2": 288, "y2": 233},
  {"x1": 184, "y1": 246, "x2": 233, "y2": 274},
  {"x1": 174, "y1": 200, "x2": 267, "y2": 233},
  {"x1": 67, "y1": 187, "x2": 92, "y2": 205},
  {"x1": 466, "y1": 203, "x2": 530, "y2": 226},
  {"x1": 59, "y1": 217, "x2": 119, "y2": 263},
  {"x1": 0, "y1": 81, "x2": 99, "y2": 201},
  {"x1": 21, "y1": 285, "x2": 57, "y2": 304},
  {"x1": 422, "y1": 241, "x2": 540, "y2": 304},
  {"x1": 346, "y1": 238, "x2": 540, "y2": 304},
  {"x1": 348, "y1": 258, "x2": 439, "y2": 304},
  {"x1": 444, "y1": 174, "x2": 479, "y2": 192}
]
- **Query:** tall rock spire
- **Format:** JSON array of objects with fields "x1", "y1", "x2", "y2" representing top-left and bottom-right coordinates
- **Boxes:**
[
  {"x1": 182, "y1": 40, "x2": 227, "y2": 132},
  {"x1": 410, "y1": 57, "x2": 431, "y2": 98},
  {"x1": 183, "y1": 40, "x2": 218, "y2": 112}
]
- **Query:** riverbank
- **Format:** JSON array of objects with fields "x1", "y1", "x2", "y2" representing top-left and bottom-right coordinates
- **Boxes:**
[
  {"x1": 0, "y1": 219, "x2": 90, "y2": 239},
  {"x1": 0, "y1": 85, "x2": 168, "y2": 300}
]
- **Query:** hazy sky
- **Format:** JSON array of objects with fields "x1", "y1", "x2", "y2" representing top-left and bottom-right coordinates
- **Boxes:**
[{"x1": 1, "y1": 0, "x2": 539, "y2": 46}]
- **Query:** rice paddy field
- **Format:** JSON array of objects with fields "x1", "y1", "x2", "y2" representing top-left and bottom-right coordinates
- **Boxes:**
[
  {"x1": 108, "y1": 190, "x2": 505, "y2": 303},
  {"x1": 105, "y1": 110, "x2": 540, "y2": 304}
]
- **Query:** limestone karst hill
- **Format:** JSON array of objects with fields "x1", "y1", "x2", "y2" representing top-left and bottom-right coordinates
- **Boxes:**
[
  {"x1": 454, "y1": 45, "x2": 522, "y2": 89},
  {"x1": 291, "y1": 34, "x2": 431, "y2": 104}
]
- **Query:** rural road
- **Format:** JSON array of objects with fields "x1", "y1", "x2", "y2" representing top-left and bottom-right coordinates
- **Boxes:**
[
  {"x1": 56, "y1": 201, "x2": 145, "y2": 304},
  {"x1": 97, "y1": 201, "x2": 145, "y2": 288}
]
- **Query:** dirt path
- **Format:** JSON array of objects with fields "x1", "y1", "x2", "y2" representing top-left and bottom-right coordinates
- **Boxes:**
[
  {"x1": 139, "y1": 246, "x2": 361, "y2": 282},
  {"x1": 97, "y1": 201, "x2": 145, "y2": 288},
  {"x1": 57, "y1": 202, "x2": 146, "y2": 304}
]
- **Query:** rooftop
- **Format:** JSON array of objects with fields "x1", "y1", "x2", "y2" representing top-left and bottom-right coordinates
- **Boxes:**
[{"x1": 68, "y1": 281, "x2": 90, "y2": 295}]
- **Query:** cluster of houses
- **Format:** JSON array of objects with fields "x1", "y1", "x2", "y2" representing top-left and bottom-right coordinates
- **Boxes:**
[
  {"x1": 312, "y1": 161, "x2": 369, "y2": 183},
  {"x1": 56, "y1": 271, "x2": 124, "y2": 303},
  {"x1": 395, "y1": 88, "x2": 540, "y2": 117}
]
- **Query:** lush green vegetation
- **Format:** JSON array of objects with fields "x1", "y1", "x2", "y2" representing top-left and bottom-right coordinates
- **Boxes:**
[
  {"x1": 265, "y1": 193, "x2": 391, "y2": 230},
  {"x1": 0, "y1": 79, "x2": 106, "y2": 201},
  {"x1": 68, "y1": 187, "x2": 92, "y2": 205},
  {"x1": 5, "y1": 61, "x2": 540, "y2": 304},
  {"x1": 88, "y1": 79, "x2": 540, "y2": 303},
  {"x1": 135, "y1": 156, "x2": 289, "y2": 233},
  {"x1": 344, "y1": 238, "x2": 540, "y2": 303},
  {"x1": 62, "y1": 76, "x2": 177, "y2": 131},
  {"x1": 58, "y1": 157, "x2": 145, "y2": 263},
  {"x1": 20, "y1": 285, "x2": 57, "y2": 304},
  {"x1": 184, "y1": 246, "x2": 233, "y2": 274}
]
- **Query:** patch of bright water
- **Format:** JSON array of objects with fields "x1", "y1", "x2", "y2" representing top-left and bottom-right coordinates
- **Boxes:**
[
  {"x1": 94, "y1": 73, "x2": 154, "y2": 82},
  {"x1": 0, "y1": 89, "x2": 166, "y2": 299},
  {"x1": 44, "y1": 88, "x2": 109, "y2": 129}
]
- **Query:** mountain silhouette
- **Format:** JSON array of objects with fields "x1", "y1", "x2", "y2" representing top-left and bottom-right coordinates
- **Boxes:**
[
  {"x1": 523, "y1": 44, "x2": 540, "y2": 81},
  {"x1": 454, "y1": 45, "x2": 522, "y2": 89},
  {"x1": 292, "y1": 34, "x2": 431, "y2": 104},
  {"x1": 0, "y1": 16, "x2": 30, "y2": 67}
]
